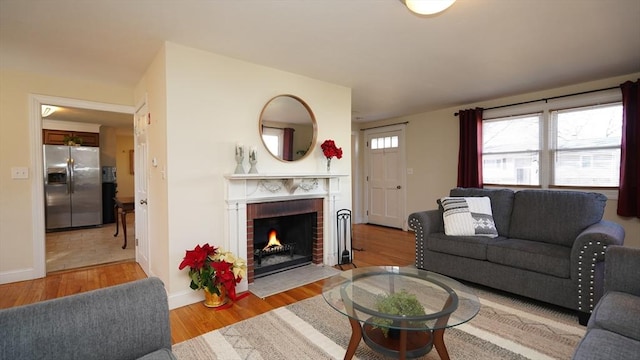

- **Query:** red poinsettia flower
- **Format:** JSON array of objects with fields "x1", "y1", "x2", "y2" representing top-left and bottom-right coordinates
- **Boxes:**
[
  {"x1": 211, "y1": 260, "x2": 238, "y2": 300},
  {"x1": 321, "y1": 139, "x2": 343, "y2": 159},
  {"x1": 178, "y1": 243, "x2": 217, "y2": 270},
  {"x1": 178, "y1": 244, "x2": 247, "y2": 301}
]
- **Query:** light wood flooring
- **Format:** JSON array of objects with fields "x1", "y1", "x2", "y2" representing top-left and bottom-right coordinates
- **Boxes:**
[{"x1": 0, "y1": 223, "x2": 415, "y2": 345}]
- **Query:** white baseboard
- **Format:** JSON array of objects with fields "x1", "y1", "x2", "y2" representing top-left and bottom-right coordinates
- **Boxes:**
[
  {"x1": 168, "y1": 289, "x2": 204, "y2": 310},
  {"x1": 0, "y1": 267, "x2": 42, "y2": 285}
]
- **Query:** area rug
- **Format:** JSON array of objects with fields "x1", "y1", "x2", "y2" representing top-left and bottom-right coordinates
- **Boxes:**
[
  {"x1": 248, "y1": 264, "x2": 341, "y2": 298},
  {"x1": 173, "y1": 284, "x2": 586, "y2": 360}
]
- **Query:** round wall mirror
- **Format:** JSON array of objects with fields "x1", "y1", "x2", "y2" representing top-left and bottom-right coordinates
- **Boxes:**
[{"x1": 259, "y1": 95, "x2": 317, "y2": 162}]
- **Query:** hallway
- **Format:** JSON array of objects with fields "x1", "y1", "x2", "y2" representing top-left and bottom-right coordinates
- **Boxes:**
[{"x1": 46, "y1": 215, "x2": 135, "y2": 273}]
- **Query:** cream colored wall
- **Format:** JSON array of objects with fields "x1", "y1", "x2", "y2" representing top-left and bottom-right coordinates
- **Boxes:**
[
  {"x1": 100, "y1": 127, "x2": 118, "y2": 167},
  {"x1": 356, "y1": 73, "x2": 640, "y2": 249},
  {"x1": 0, "y1": 69, "x2": 133, "y2": 282},
  {"x1": 134, "y1": 42, "x2": 352, "y2": 306},
  {"x1": 115, "y1": 134, "x2": 134, "y2": 197},
  {"x1": 134, "y1": 44, "x2": 170, "y2": 284}
]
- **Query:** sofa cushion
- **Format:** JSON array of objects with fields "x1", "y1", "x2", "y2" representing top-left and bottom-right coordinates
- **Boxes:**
[
  {"x1": 590, "y1": 291, "x2": 640, "y2": 341},
  {"x1": 486, "y1": 238, "x2": 571, "y2": 278},
  {"x1": 571, "y1": 328, "x2": 640, "y2": 360},
  {"x1": 508, "y1": 190, "x2": 607, "y2": 247},
  {"x1": 440, "y1": 197, "x2": 498, "y2": 237},
  {"x1": 426, "y1": 233, "x2": 501, "y2": 260},
  {"x1": 449, "y1": 188, "x2": 515, "y2": 236}
]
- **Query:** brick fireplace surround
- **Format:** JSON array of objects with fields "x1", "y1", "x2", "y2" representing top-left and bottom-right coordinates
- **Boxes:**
[{"x1": 246, "y1": 198, "x2": 324, "y2": 283}]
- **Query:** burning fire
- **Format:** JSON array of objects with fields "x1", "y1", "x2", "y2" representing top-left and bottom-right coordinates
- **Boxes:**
[{"x1": 263, "y1": 229, "x2": 282, "y2": 250}]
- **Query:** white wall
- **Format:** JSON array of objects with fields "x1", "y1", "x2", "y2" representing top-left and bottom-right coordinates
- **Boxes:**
[{"x1": 136, "y1": 42, "x2": 352, "y2": 307}]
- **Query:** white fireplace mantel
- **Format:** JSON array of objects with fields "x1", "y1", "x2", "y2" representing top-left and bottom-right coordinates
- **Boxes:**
[
  {"x1": 224, "y1": 172, "x2": 347, "y2": 292},
  {"x1": 224, "y1": 173, "x2": 347, "y2": 202}
]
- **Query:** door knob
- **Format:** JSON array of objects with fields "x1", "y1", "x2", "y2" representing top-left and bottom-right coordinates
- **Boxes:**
[
  {"x1": 140, "y1": 199, "x2": 147, "y2": 205},
  {"x1": 397, "y1": 185, "x2": 402, "y2": 189}
]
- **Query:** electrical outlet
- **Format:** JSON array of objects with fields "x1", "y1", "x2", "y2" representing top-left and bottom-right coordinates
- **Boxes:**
[{"x1": 11, "y1": 167, "x2": 29, "y2": 179}]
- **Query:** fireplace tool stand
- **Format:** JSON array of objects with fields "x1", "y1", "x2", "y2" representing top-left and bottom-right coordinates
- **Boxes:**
[{"x1": 337, "y1": 209, "x2": 357, "y2": 270}]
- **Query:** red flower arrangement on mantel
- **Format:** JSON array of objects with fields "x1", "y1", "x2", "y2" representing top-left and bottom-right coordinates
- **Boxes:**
[
  {"x1": 321, "y1": 139, "x2": 343, "y2": 172},
  {"x1": 178, "y1": 243, "x2": 246, "y2": 307}
]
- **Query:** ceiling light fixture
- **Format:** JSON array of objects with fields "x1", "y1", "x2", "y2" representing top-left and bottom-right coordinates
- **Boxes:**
[
  {"x1": 41, "y1": 105, "x2": 59, "y2": 117},
  {"x1": 402, "y1": 0, "x2": 456, "y2": 15}
]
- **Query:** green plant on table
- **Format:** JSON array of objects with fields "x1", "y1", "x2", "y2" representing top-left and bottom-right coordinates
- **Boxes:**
[{"x1": 371, "y1": 289, "x2": 426, "y2": 337}]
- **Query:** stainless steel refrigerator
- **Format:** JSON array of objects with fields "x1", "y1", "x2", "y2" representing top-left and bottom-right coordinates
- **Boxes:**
[{"x1": 44, "y1": 145, "x2": 102, "y2": 230}]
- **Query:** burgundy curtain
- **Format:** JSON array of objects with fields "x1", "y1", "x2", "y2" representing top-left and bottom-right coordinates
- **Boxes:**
[
  {"x1": 617, "y1": 79, "x2": 640, "y2": 217},
  {"x1": 282, "y1": 128, "x2": 295, "y2": 161},
  {"x1": 457, "y1": 108, "x2": 484, "y2": 188}
]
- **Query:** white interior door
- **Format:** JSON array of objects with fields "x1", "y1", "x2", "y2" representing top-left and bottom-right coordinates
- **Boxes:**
[
  {"x1": 364, "y1": 125, "x2": 406, "y2": 229},
  {"x1": 134, "y1": 102, "x2": 150, "y2": 274}
]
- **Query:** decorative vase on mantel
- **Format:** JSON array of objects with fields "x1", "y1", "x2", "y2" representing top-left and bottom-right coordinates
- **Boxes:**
[
  {"x1": 203, "y1": 285, "x2": 227, "y2": 308},
  {"x1": 326, "y1": 157, "x2": 332, "y2": 173}
]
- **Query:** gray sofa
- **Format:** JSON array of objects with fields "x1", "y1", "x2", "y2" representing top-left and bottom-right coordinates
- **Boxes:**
[
  {"x1": 408, "y1": 188, "x2": 625, "y2": 324},
  {"x1": 572, "y1": 246, "x2": 640, "y2": 359},
  {"x1": 0, "y1": 277, "x2": 176, "y2": 360}
]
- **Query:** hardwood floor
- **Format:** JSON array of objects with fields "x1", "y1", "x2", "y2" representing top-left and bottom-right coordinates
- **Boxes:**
[{"x1": 0, "y1": 223, "x2": 416, "y2": 345}]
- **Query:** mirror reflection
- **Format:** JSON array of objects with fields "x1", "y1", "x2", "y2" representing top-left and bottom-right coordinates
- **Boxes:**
[{"x1": 259, "y1": 95, "x2": 317, "y2": 161}]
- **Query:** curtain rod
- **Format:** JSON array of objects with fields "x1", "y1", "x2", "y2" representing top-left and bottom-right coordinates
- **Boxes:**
[
  {"x1": 359, "y1": 121, "x2": 409, "y2": 131},
  {"x1": 453, "y1": 85, "x2": 620, "y2": 117}
]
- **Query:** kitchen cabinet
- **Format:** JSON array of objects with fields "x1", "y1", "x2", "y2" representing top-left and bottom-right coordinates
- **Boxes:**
[{"x1": 43, "y1": 130, "x2": 100, "y2": 147}]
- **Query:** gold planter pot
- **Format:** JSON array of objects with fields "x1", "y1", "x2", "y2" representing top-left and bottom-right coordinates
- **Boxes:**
[{"x1": 203, "y1": 285, "x2": 228, "y2": 308}]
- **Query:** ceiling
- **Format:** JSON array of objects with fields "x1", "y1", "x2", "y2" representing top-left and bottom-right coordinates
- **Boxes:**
[
  {"x1": 41, "y1": 106, "x2": 133, "y2": 129},
  {"x1": 1, "y1": 0, "x2": 639, "y2": 124}
]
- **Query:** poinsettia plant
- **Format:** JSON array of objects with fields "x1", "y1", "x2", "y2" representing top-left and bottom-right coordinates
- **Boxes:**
[
  {"x1": 321, "y1": 139, "x2": 343, "y2": 160},
  {"x1": 178, "y1": 243, "x2": 247, "y2": 300}
]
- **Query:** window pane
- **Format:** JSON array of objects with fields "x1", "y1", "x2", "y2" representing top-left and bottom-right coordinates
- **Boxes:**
[
  {"x1": 483, "y1": 152, "x2": 539, "y2": 185},
  {"x1": 384, "y1": 137, "x2": 391, "y2": 148},
  {"x1": 262, "y1": 134, "x2": 280, "y2": 157},
  {"x1": 391, "y1": 136, "x2": 398, "y2": 148},
  {"x1": 556, "y1": 104, "x2": 622, "y2": 149},
  {"x1": 371, "y1": 138, "x2": 378, "y2": 149},
  {"x1": 484, "y1": 115, "x2": 540, "y2": 153},
  {"x1": 554, "y1": 148, "x2": 620, "y2": 186}
]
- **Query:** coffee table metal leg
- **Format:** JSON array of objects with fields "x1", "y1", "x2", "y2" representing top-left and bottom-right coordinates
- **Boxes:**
[{"x1": 344, "y1": 317, "x2": 362, "y2": 360}]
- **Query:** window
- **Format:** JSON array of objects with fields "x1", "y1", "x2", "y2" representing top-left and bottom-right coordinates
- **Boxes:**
[
  {"x1": 370, "y1": 135, "x2": 398, "y2": 149},
  {"x1": 552, "y1": 104, "x2": 622, "y2": 187},
  {"x1": 483, "y1": 114, "x2": 541, "y2": 185},
  {"x1": 261, "y1": 127, "x2": 283, "y2": 157},
  {"x1": 481, "y1": 90, "x2": 622, "y2": 189}
]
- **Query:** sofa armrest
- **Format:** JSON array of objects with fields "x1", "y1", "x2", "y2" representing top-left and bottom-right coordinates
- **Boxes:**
[
  {"x1": 0, "y1": 277, "x2": 173, "y2": 360},
  {"x1": 605, "y1": 245, "x2": 640, "y2": 296},
  {"x1": 408, "y1": 210, "x2": 443, "y2": 269},
  {"x1": 571, "y1": 220, "x2": 625, "y2": 313}
]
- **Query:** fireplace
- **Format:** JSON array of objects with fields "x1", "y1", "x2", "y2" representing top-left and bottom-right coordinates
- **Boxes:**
[
  {"x1": 225, "y1": 174, "x2": 346, "y2": 293},
  {"x1": 246, "y1": 198, "x2": 323, "y2": 283},
  {"x1": 253, "y1": 212, "x2": 315, "y2": 277}
]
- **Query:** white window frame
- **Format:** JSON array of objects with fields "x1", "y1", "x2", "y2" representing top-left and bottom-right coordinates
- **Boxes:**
[{"x1": 482, "y1": 88, "x2": 622, "y2": 199}]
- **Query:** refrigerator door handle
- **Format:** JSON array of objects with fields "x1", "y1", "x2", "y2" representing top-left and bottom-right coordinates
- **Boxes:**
[
  {"x1": 68, "y1": 158, "x2": 75, "y2": 194},
  {"x1": 65, "y1": 158, "x2": 71, "y2": 194}
]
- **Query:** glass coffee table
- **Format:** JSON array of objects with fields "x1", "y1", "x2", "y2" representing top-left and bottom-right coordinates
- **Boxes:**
[{"x1": 322, "y1": 266, "x2": 480, "y2": 360}]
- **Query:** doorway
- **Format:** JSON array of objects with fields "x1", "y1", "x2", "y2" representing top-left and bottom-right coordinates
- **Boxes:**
[
  {"x1": 363, "y1": 124, "x2": 407, "y2": 230},
  {"x1": 29, "y1": 94, "x2": 135, "y2": 276}
]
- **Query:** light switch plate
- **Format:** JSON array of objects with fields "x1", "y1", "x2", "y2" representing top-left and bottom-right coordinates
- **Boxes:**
[{"x1": 11, "y1": 167, "x2": 29, "y2": 179}]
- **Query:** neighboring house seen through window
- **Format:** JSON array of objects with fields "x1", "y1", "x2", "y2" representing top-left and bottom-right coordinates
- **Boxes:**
[{"x1": 481, "y1": 90, "x2": 622, "y2": 189}]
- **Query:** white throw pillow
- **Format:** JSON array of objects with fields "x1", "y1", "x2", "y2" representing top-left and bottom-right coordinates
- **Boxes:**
[{"x1": 440, "y1": 196, "x2": 498, "y2": 238}]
